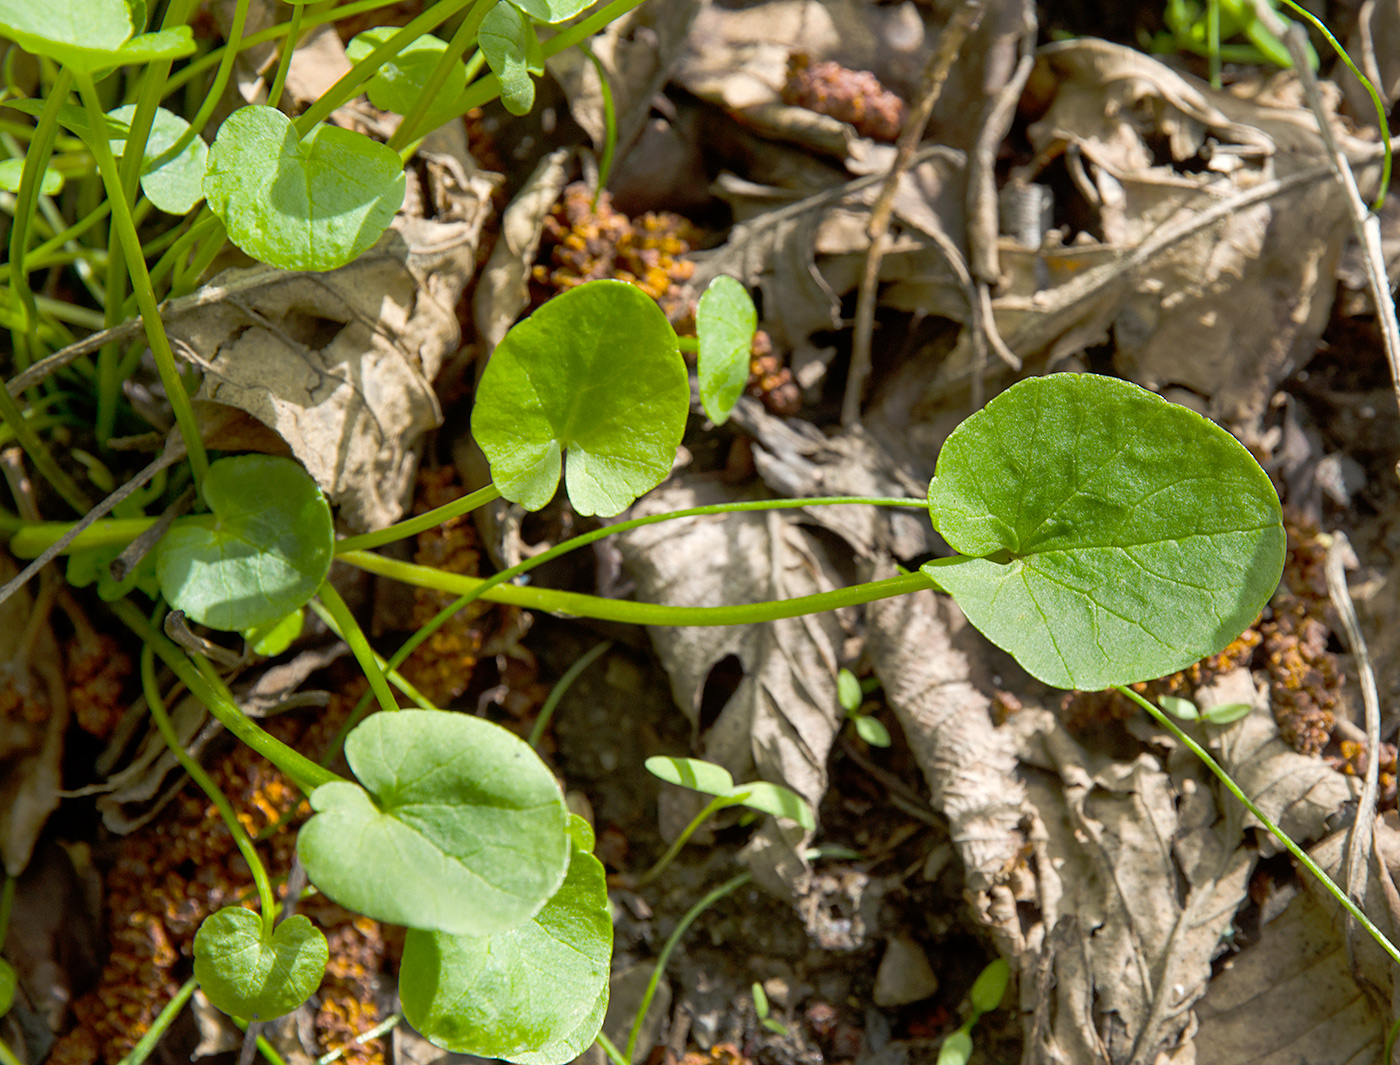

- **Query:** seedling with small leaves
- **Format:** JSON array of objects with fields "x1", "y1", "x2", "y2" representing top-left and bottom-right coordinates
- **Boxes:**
[
  {"x1": 839, "y1": 667, "x2": 891, "y2": 748},
  {"x1": 936, "y1": 959, "x2": 1010, "y2": 1065},
  {"x1": 751, "y1": 983, "x2": 789, "y2": 1037},
  {"x1": 1158, "y1": 695, "x2": 1253, "y2": 725}
]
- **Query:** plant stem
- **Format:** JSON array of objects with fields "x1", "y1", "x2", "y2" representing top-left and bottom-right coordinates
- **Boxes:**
[
  {"x1": 115, "y1": 977, "x2": 198, "y2": 1065},
  {"x1": 307, "y1": 599, "x2": 436, "y2": 709},
  {"x1": 0, "y1": 1036, "x2": 22, "y2": 1065},
  {"x1": 625, "y1": 872, "x2": 751, "y2": 1063},
  {"x1": 7, "y1": 66, "x2": 72, "y2": 370},
  {"x1": 8, "y1": 517, "x2": 157, "y2": 557},
  {"x1": 0, "y1": 875, "x2": 13, "y2": 943},
  {"x1": 528, "y1": 638, "x2": 612, "y2": 749},
  {"x1": 315, "y1": 580, "x2": 399, "y2": 717},
  {"x1": 1117, "y1": 685, "x2": 1400, "y2": 968},
  {"x1": 112, "y1": 600, "x2": 342, "y2": 794},
  {"x1": 141, "y1": 641, "x2": 278, "y2": 938},
  {"x1": 389, "y1": 0, "x2": 488, "y2": 150},
  {"x1": 343, "y1": 551, "x2": 933, "y2": 626},
  {"x1": 265, "y1": 1, "x2": 304, "y2": 111},
  {"x1": 636, "y1": 795, "x2": 740, "y2": 887},
  {"x1": 295, "y1": 0, "x2": 477, "y2": 135},
  {"x1": 334, "y1": 483, "x2": 501, "y2": 554},
  {"x1": 74, "y1": 69, "x2": 209, "y2": 486}
]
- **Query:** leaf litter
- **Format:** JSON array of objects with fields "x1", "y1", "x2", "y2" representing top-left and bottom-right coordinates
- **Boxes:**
[{"x1": 14, "y1": 3, "x2": 1400, "y2": 1065}]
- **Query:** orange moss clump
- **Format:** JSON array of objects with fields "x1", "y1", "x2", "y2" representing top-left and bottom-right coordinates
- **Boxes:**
[
  {"x1": 54, "y1": 695, "x2": 389, "y2": 1065},
  {"x1": 66, "y1": 631, "x2": 132, "y2": 740},
  {"x1": 531, "y1": 182, "x2": 696, "y2": 323},
  {"x1": 782, "y1": 54, "x2": 906, "y2": 142}
]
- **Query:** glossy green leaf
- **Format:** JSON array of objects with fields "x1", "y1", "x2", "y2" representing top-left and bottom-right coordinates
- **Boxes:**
[
  {"x1": 399, "y1": 834, "x2": 611, "y2": 1064},
  {"x1": 0, "y1": 160, "x2": 63, "y2": 196},
  {"x1": 1200, "y1": 701, "x2": 1252, "y2": 724},
  {"x1": 192, "y1": 907, "x2": 328, "y2": 1021},
  {"x1": 1158, "y1": 695, "x2": 1200, "y2": 721},
  {"x1": 935, "y1": 1030, "x2": 972, "y2": 1065},
  {"x1": 0, "y1": 957, "x2": 15, "y2": 1016},
  {"x1": 480, "y1": 2, "x2": 536, "y2": 116},
  {"x1": 345, "y1": 28, "x2": 466, "y2": 131},
  {"x1": 0, "y1": 0, "x2": 132, "y2": 67},
  {"x1": 645, "y1": 756, "x2": 815, "y2": 828},
  {"x1": 471, "y1": 280, "x2": 688, "y2": 516},
  {"x1": 67, "y1": 544, "x2": 160, "y2": 602},
  {"x1": 298, "y1": 710, "x2": 570, "y2": 936},
  {"x1": 506, "y1": 0, "x2": 597, "y2": 24},
  {"x1": 101, "y1": 26, "x2": 195, "y2": 65},
  {"x1": 109, "y1": 104, "x2": 207, "y2": 215},
  {"x1": 204, "y1": 105, "x2": 405, "y2": 271},
  {"x1": 244, "y1": 608, "x2": 304, "y2": 657},
  {"x1": 644, "y1": 755, "x2": 734, "y2": 796},
  {"x1": 696, "y1": 275, "x2": 756, "y2": 426},
  {"x1": 732, "y1": 782, "x2": 815, "y2": 830},
  {"x1": 923, "y1": 374, "x2": 1284, "y2": 691},
  {"x1": 836, "y1": 667, "x2": 861, "y2": 712},
  {"x1": 853, "y1": 714, "x2": 891, "y2": 748},
  {"x1": 969, "y1": 958, "x2": 1009, "y2": 1013},
  {"x1": 156, "y1": 455, "x2": 334, "y2": 632}
]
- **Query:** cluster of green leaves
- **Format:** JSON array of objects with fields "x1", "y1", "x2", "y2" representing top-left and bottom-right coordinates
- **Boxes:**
[
  {"x1": 838, "y1": 667, "x2": 890, "y2": 747},
  {"x1": 0, "y1": 0, "x2": 1309, "y2": 1054}
]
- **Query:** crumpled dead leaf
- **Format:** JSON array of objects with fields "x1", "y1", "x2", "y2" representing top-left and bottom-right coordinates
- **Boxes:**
[
  {"x1": 169, "y1": 159, "x2": 495, "y2": 531},
  {"x1": 0, "y1": 568, "x2": 68, "y2": 877},
  {"x1": 616, "y1": 478, "x2": 854, "y2": 894}
]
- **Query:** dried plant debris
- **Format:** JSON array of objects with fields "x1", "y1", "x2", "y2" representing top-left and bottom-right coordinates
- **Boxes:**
[
  {"x1": 52, "y1": 694, "x2": 388, "y2": 1065},
  {"x1": 531, "y1": 182, "x2": 697, "y2": 323},
  {"x1": 781, "y1": 54, "x2": 905, "y2": 142}
]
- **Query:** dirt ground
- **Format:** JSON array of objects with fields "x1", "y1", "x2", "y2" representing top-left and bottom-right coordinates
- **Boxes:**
[{"x1": 4, "y1": 1, "x2": 1400, "y2": 1064}]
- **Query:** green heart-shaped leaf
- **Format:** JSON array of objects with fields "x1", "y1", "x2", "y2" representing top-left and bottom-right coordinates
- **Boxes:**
[
  {"x1": 923, "y1": 373, "x2": 1285, "y2": 690},
  {"x1": 298, "y1": 710, "x2": 570, "y2": 936},
  {"x1": 505, "y1": 0, "x2": 597, "y2": 24},
  {"x1": 480, "y1": 3, "x2": 537, "y2": 116},
  {"x1": 399, "y1": 828, "x2": 611, "y2": 1063},
  {"x1": 0, "y1": 0, "x2": 132, "y2": 67},
  {"x1": 204, "y1": 104, "x2": 405, "y2": 271},
  {"x1": 471, "y1": 279, "x2": 688, "y2": 516},
  {"x1": 0, "y1": 160, "x2": 63, "y2": 196},
  {"x1": 696, "y1": 275, "x2": 756, "y2": 426},
  {"x1": 345, "y1": 29, "x2": 467, "y2": 130},
  {"x1": 109, "y1": 104, "x2": 207, "y2": 215},
  {"x1": 192, "y1": 907, "x2": 328, "y2": 1021},
  {"x1": 156, "y1": 454, "x2": 334, "y2": 632}
]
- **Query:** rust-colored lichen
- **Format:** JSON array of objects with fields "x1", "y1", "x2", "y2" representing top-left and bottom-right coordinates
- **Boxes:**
[
  {"x1": 65, "y1": 631, "x2": 132, "y2": 740},
  {"x1": 782, "y1": 54, "x2": 906, "y2": 142},
  {"x1": 1331, "y1": 740, "x2": 1398, "y2": 807},
  {"x1": 531, "y1": 182, "x2": 696, "y2": 324},
  {"x1": 61, "y1": 694, "x2": 388, "y2": 1065},
  {"x1": 745, "y1": 329, "x2": 801, "y2": 417}
]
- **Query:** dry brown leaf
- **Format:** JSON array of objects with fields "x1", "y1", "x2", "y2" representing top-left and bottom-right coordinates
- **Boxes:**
[
  {"x1": 616, "y1": 478, "x2": 854, "y2": 893},
  {"x1": 171, "y1": 179, "x2": 493, "y2": 531},
  {"x1": 0, "y1": 567, "x2": 68, "y2": 876}
]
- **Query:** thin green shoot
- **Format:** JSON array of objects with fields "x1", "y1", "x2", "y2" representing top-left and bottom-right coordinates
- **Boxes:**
[
  {"x1": 114, "y1": 977, "x2": 198, "y2": 1065},
  {"x1": 751, "y1": 982, "x2": 788, "y2": 1036},
  {"x1": 594, "y1": 1032, "x2": 629, "y2": 1065},
  {"x1": 315, "y1": 580, "x2": 399, "y2": 717},
  {"x1": 306, "y1": 598, "x2": 437, "y2": 711},
  {"x1": 1118, "y1": 684, "x2": 1400, "y2": 968},
  {"x1": 265, "y1": 2, "x2": 305, "y2": 112},
  {"x1": 624, "y1": 872, "x2": 751, "y2": 1063},
  {"x1": 528, "y1": 639, "x2": 613, "y2": 749},
  {"x1": 140, "y1": 639, "x2": 278, "y2": 937},
  {"x1": 334, "y1": 483, "x2": 502, "y2": 554},
  {"x1": 315, "y1": 1014, "x2": 401, "y2": 1065}
]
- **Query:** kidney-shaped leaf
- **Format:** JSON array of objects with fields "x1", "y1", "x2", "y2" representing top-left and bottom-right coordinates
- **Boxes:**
[
  {"x1": 471, "y1": 279, "x2": 687, "y2": 516},
  {"x1": 399, "y1": 832, "x2": 611, "y2": 1064},
  {"x1": 0, "y1": 160, "x2": 63, "y2": 196},
  {"x1": 923, "y1": 373, "x2": 1285, "y2": 690},
  {"x1": 506, "y1": 0, "x2": 597, "y2": 23},
  {"x1": 298, "y1": 710, "x2": 570, "y2": 936},
  {"x1": 204, "y1": 104, "x2": 405, "y2": 271},
  {"x1": 193, "y1": 907, "x2": 328, "y2": 1021},
  {"x1": 157, "y1": 455, "x2": 334, "y2": 632},
  {"x1": 109, "y1": 104, "x2": 207, "y2": 215},
  {"x1": 0, "y1": 0, "x2": 131, "y2": 67},
  {"x1": 696, "y1": 275, "x2": 756, "y2": 426},
  {"x1": 345, "y1": 29, "x2": 467, "y2": 130}
]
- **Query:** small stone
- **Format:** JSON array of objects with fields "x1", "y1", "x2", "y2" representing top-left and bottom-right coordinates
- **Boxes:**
[{"x1": 872, "y1": 936, "x2": 938, "y2": 1007}]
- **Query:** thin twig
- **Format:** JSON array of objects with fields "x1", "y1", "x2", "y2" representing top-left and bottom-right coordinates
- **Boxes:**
[
  {"x1": 1325, "y1": 530, "x2": 1383, "y2": 981},
  {"x1": 1250, "y1": 3, "x2": 1400, "y2": 452},
  {"x1": 0, "y1": 442, "x2": 186, "y2": 608},
  {"x1": 842, "y1": 0, "x2": 988, "y2": 426}
]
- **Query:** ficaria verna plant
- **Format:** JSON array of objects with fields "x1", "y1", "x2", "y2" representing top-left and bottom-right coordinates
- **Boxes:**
[{"x1": 2, "y1": 0, "x2": 1396, "y2": 1060}]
